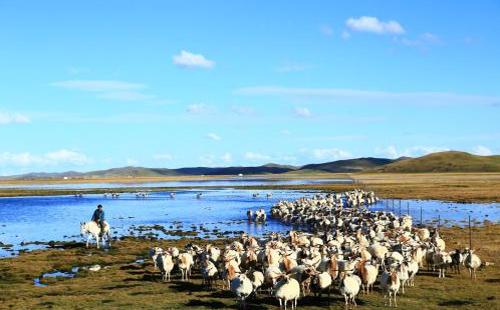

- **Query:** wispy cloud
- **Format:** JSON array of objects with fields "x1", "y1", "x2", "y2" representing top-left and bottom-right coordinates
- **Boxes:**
[
  {"x1": 173, "y1": 50, "x2": 215, "y2": 69},
  {"x1": 293, "y1": 107, "x2": 312, "y2": 118},
  {"x1": 375, "y1": 145, "x2": 450, "y2": 158},
  {"x1": 186, "y1": 103, "x2": 209, "y2": 114},
  {"x1": 67, "y1": 66, "x2": 90, "y2": 75},
  {"x1": 236, "y1": 86, "x2": 499, "y2": 105},
  {"x1": 0, "y1": 149, "x2": 90, "y2": 167},
  {"x1": 308, "y1": 148, "x2": 352, "y2": 161},
  {"x1": 231, "y1": 105, "x2": 255, "y2": 116},
  {"x1": 206, "y1": 133, "x2": 221, "y2": 141},
  {"x1": 51, "y1": 79, "x2": 162, "y2": 103},
  {"x1": 395, "y1": 32, "x2": 442, "y2": 50},
  {"x1": 153, "y1": 153, "x2": 173, "y2": 161},
  {"x1": 52, "y1": 80, "x2": 145, "y2": 92},
  {"x1": 244, "y1": 152, "x2": 271, "y2": 162},
  {"x1": 346, "y1": 16, "x2": 405, "y2": 35},
  {"x1": 320, "y1": 24, "x2": 333, "y2": 36},
  {"x1": 276, "y1": 63, "x2": 312, "y2": 73},
  {"x1": 0, "y1": 112, "x2": 30, "y2": 125},
  {"x1": 221, "y1": 152, "x2": 232, "y2": 163},
  {"x1": 471, "y1": 145, "x2": 493, "y2": 156}
]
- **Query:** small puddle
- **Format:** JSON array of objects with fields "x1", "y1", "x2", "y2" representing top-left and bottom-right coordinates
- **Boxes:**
[{"x1": 33, "y1": 267, "x2": 79, "y2": 287}]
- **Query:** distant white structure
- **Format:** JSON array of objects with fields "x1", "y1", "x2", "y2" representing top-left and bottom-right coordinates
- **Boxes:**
[
  {"x1": 238, "y1": 173, "x2": 244, "y2": 177},
  {"x1": 63, "y1": 176, "x2": 69, "y2": 180}
]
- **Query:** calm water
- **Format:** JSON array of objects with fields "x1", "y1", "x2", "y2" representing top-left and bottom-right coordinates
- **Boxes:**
[
  {"x1": 0, "y1": 189, "x2": 498, "y2": 257},
  {"x1": 0, "y1": 178, "x2": 352, "y2": 190}
]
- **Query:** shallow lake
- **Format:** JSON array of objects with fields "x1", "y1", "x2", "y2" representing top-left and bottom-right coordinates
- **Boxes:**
[
  {"x1": 0, "y1": 177, "x2": 351, "y2": 190},
  {"x1": 0, "y1": 189, "x2": 498, "y2": 257}
]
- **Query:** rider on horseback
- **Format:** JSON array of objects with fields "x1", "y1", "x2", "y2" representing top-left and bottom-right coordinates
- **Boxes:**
[{"x1": 91, "y1": 204, "x2": 106, "y2": 237}]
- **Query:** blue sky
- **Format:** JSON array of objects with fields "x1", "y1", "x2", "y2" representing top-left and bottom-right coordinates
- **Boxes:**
[{"x1": 0, "y1": 0, "x2": 499, "y2": 174}]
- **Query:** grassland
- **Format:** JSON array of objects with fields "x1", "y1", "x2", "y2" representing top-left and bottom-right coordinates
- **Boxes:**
[{"x1": 0, "y1": 225, "x2": 498, "y2": 309}]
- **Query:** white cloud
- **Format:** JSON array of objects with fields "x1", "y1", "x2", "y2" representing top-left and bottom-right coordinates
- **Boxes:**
[
  {"x1": 236, "y1": 86, "x2": 499, "y2": 106},
  {"x1": 375, "y1": 145, "x2": 450, "y2": 159},
  {"x1": 231, "y1": 105, "x2": 255, "y2": 116},
  {"x1": 293, "y1": 107, "x2": 312, "y2": 118},
  {"x1": 98, "y1": 91, "x2": 156, "y2": 101},
  {"x1": 52, "y1": 80, "x2": 145, "y2": 92},
  {"x1": 310, "y1": 148, "x2": 352, "y2": 161},
  {"x1": 206, "y1": 133, "x2": 221, "y2": 141},
  {"x1": 199, "y1": 154, "x2": 216, "y2": 166},
  {"x1": 153, "y1": 153, "x2": 173, "y2": 161},
  {"x1": 341, "y1": 31, "x2": 351, "y2": 39},
  {"x1": 0, "y1": 149, "x2": 89, "y2": 167},
  {"x1": 186, "y1": 103, "x2": 209, "y2": 114},
  {"x1": 396, "y1": 32, "x2": 442, "y2": 49},
  {"x1": 0, "y1": 112, "x2": 30, "y2": 125},
  {"x1": 276, "y1": 63, "x2": 312, "y2": 73},
  {"x1": 126, "y1": 158, "x2": 139, "y2": 166},
  {"x1": 320, "y1": 24, "x2": 333, "y2": 36},
  {"x1": 221, "y1": 152, "x2": 232, "y2": 163},
  {"x1": 173, "y1": 50, "x2": 215, "y2": 69},
  {"x1": 346, "y1": 16, "x2": 405, "y2": 35},
  {"x1": 471, "y1": 145, "x2": 493, "y2": 156},
  {"x1": 244, "y1": 152, "x2": 271, "y2": 162},
  {"x1": 67, "y1": 66, "x2": 90, "y2": 75},
  {"x1": 51, "y1": 80, "x2": 159, "y2": 102},
  {"x1": 45, "y1": 149, "x2": 89, "y2": 165}
]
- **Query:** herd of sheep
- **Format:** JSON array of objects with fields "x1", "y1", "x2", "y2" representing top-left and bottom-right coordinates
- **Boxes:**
[{"x1": 149, "y1": 190, "x2": 484, "y2": 309}]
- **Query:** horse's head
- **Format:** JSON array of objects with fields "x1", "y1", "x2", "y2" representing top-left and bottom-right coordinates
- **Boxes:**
[{"x1": 80, "y1": 222, "x2": 87, "y2": 236}]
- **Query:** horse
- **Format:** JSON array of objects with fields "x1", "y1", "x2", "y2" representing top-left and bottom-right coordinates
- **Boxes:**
[{"x1": 80, "y1": 221, "x2": 111, "y2": 249}]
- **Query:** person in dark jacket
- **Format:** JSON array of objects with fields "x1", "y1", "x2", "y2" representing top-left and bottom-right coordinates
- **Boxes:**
[{"x1": 91, "y1": 205, "x2": 106, "y2": 236}]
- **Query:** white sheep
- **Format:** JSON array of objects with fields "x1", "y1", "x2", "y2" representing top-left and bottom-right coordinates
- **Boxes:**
[
  {"x1": 230, "y1": 274, "x2": 254, "y2": 309},
  {"x1": 149, "y1": 247, "x2": 163, "y2": 270},
  {"x1": 156, "y1": 253, "x2": 174, "y2": 282},
  {"x1": 247, "y1": 269, "x2": 264, "y2": 295},
  {"x1": 407, "y1": 260, "x2": 419, "y2": 287},
  {"x1": 202, "y1": 258, "x2": 218, "y2": 288},
  {"x1": 177, "y1": 253, "x2": 194, "y2": 281},
  {"x1": 338, "y1": 273, "x2": 361, "y2": 307},
  {"x1": 358, "y1": 260, "x2": 378, "y2": 294},
  {"x1": 464, "y1": 249, "x2": 481, "y2": 279},
  {"x1": 397, "y1": 262, "x2": 410, "y2": 294},
  {"x1": 380, "y1": 270, "x2": 400, "y2": 307},
  {"x1": 311, "y1": 271, "x2": 332, "y2": 298},
  {"x1": 274, "y1": 275, "x2": 300, "y2": 310}
]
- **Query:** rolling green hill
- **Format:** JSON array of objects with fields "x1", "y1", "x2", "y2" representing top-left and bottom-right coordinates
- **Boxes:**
[
  {"x1": 301, "y1": 157, "x2": 397, "y2": 173},
  {"x1": 376, "y1": 151, "x2": 500, "y2": 173}
]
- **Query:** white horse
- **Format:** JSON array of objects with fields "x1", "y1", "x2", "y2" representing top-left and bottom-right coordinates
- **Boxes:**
[{"x1": 80, "y1": 221, "x2": 111, "y2": 249}]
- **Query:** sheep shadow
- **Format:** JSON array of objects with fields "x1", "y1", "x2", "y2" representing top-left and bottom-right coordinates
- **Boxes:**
[
  {"x1": 169, "y1": 280, "x2": 207, "y2": 293},
  {"x1": 438, "y1": 299, "x2": 475, "y2": 306},
  {"x1": 185, "y1": 299, "x2": 228, "y2": 308}
]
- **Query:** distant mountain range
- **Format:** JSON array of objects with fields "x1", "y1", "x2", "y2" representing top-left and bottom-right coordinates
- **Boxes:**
[{"x1": 2, "y1": 151, "x2": 499, "y2": 180}]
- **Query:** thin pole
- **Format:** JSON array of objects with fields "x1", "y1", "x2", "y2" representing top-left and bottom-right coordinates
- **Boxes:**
[
  {"x1": 469, "y1": 215, "x2": 472, "y2": 249},
  {"x1": 407, "y1": 202, "x2": 410, "y2": 216},
  {"x1": 399, "y1": 200, "x2": 401, "y2": 216},
  {"x1": 438, "y1": 214, "x2": 441, "y2": 229},
  {"x1": 420, "y1": 205, "x2": 423, "y2": 226}
]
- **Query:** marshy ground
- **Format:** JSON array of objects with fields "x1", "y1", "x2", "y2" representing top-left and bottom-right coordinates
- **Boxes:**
[{"x1": 0, "y1": 224, "x2": 498, "y2": 309}]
